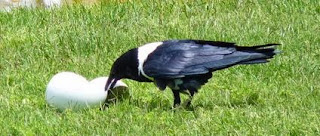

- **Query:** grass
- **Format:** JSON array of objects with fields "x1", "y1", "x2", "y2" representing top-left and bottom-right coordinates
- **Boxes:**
[{"x1": 0, "y1": 0, "x2": 319, "y2": 135}]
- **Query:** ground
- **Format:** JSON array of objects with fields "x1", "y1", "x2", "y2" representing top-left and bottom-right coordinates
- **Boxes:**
[{"x1": 0, "y1": 0, "x2": 319, "y2": 135}]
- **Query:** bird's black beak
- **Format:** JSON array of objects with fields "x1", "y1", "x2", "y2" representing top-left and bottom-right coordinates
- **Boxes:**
[{"x1": 105, "y1": 77, "x2": 118, "y2": 92}]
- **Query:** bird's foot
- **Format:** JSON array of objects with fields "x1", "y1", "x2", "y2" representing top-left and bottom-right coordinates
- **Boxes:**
[
  {"x1": 171, "y1": 100, "x2": 194, "y2": 111},
  {"x1": 183, "y1": 100, "x2": 194, "y2": 110},
  {"x1": 171, "y1": 104, "x2": 183, "y2": 110}
]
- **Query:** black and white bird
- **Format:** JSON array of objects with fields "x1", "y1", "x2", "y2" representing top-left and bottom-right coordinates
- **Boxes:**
[{"x1": 105, "y1": 40, "x2": 280, "y2": 107}]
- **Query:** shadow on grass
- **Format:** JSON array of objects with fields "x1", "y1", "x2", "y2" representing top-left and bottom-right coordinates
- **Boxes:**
[
  {"x1": 104, "y1": 90, "x2": 262, "y2": 112},
  {"x1": 193, "y1": 91, "x2": 261, "y2": 110},
  {"x1": 44, "y1": 91, "x2": 261, "y2": 113},
  {"x1": 128, "y1": 98, "x2": 173, "y2": 111}
]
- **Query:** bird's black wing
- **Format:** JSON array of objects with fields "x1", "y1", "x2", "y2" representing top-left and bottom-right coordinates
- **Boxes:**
[
  {"x1": 143, "y1": 40, "x2": 278, "y2": 79},
  {"x1": 143, "y1": 40, "x2": 235, "y2": 78}
]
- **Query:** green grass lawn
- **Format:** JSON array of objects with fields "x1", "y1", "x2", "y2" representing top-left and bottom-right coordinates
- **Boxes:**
[{"x1": 0, "y1": 0, "x2": 319, "y2": 135}]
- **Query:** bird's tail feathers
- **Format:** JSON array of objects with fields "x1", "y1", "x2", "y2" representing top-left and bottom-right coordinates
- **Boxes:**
[{"x1": 239, "y1": 43, "x2": 281, "y2": 65}]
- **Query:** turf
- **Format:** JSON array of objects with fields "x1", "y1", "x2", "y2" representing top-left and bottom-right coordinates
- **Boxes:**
[{"x1": 0, "y1": 0, "x2": 319, "y2": 135}]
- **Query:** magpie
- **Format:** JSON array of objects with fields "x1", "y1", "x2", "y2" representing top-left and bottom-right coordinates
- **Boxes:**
[{"x1": 105, "y1": 40, "x2": 280, "y2": 107}]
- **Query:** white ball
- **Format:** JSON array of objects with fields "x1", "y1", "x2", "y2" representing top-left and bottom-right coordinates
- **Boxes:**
[
  {"x1": 45, "y1": 72, "x2": 128, "y2": 111},
  {"x1": 43, "y1": 0, "x2": 61, "y2": 8}
]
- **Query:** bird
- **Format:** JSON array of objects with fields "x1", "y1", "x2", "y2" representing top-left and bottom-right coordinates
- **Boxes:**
[{"x1": 104, "y1": 40, "x2": 280, "y2": 108}]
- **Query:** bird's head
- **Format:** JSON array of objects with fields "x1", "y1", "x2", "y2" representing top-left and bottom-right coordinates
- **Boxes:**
[{"x1": 105, "y1": 49, "x2": 138, "y2": 91}]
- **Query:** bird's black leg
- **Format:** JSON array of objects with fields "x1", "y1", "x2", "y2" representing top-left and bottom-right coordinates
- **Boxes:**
[
  {"x1": 186, "y1": 89, "x2": 196, "y2": 107},
  {"x1": 172, "y1": 89, "x2": 181, "y2": 108}
]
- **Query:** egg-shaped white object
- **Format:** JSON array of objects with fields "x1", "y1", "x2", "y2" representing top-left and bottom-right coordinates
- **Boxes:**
[
  {"x1": 45, "y1": 72, "x2": 128, "y2": 110},
  {"x1": 89, "y1": 77, "x2": 129, "y2": 103}
]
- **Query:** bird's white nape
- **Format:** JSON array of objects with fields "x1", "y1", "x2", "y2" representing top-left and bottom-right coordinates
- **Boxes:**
[{"x1": 137, "y1": 42, "x2": 163, "y2": 80}]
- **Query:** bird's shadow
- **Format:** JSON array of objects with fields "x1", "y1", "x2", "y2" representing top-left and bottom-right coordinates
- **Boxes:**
[
  {"x1": 192, "y1": 91, "x2": 261, "y2": 110},
  {"x1": 101, "y1": 89, "x2": 260, "y2": 112}
]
